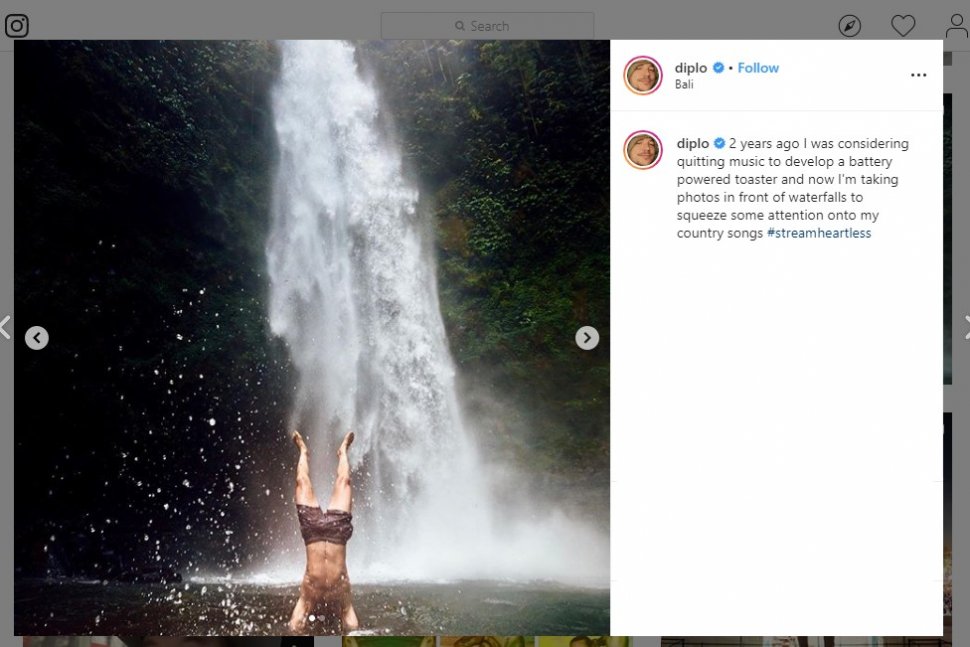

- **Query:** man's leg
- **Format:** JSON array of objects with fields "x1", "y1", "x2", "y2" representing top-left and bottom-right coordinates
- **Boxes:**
[
  {"x1": 331, "y1": 431, "x2": 357, "y2": 632},
  {"x1": 293, "y1": 430, "x2": 319, "y2": 507},
  {"x1": 290, "y1": 430, "x2": 315, "y2": 634},
  {"x1": 341, "y1": 574, "x2": 359, "y2": 632},
  {"x1": 289, "y1": 592, "x2": 308, "y2": 634},
  {"x1": 327, "y1": 431, "x2": 354, "y2": 513}
]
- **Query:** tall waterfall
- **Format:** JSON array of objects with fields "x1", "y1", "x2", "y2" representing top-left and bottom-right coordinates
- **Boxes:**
[{"x1": 266, "y1": 40, "x2": 606, "y2": 584}]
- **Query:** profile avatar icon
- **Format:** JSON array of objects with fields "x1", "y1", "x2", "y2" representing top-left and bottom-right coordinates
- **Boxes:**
[
  {"x1": 947, "y1": 13, "x2": 968, "y2": 38},
  {"x1": 624, "y1": 131, "x2": 662, "y2": 170},
  {"x1": 624, "y1": 56, "x2": 662, "y2": 95}
]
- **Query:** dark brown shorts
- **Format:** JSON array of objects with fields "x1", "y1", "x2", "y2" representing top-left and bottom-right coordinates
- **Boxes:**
[{"x1": 297, "y1": 504, "x2": 353, "y2": 545}]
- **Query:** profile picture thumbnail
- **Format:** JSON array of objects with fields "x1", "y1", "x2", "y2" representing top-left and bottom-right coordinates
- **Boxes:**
[
  {"x1": 624, "y1": 56, "x2": 662, "y2": 94},
  {"x1": 624, "y1": 131, "x2": 662, "y2": 169}
]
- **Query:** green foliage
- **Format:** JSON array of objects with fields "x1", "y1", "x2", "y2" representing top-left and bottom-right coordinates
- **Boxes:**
[{"x1": 16, "y1": 41, "x2": 282, "y2": 372}]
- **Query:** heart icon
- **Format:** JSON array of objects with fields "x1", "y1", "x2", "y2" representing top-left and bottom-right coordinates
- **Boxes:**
[{"x1": 892, "y1": 14, "x2": 916, "y2": 37}]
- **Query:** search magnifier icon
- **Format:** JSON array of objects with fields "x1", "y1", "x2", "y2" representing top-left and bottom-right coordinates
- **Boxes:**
[{"x1": 455, "y1": 20, "x2": 465, "y2": 30}]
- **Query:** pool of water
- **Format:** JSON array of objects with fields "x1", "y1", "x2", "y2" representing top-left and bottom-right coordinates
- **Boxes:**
[{"x1": 16, "y1": 579, "x2": 609, "y2": 636}]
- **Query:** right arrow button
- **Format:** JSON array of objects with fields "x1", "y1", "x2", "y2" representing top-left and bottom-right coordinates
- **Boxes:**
[{"x1": 575, "y1": 325, "x2": 600, "y2": 351}]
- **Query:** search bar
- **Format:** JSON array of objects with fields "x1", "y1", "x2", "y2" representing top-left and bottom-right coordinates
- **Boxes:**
[{"x1": 381, "y1": 12, "x2": 595, "y2": 39}]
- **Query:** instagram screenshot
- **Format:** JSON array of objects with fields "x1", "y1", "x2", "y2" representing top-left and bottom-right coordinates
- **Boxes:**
[{"x1": 0, "y1": 2, "x2": 959, "y2": 646}]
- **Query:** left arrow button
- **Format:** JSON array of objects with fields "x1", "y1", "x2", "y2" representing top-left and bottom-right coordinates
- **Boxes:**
[
  {"x1": 25, "y1": 325, "x2": 48, "y2": 350},
  {"x1": 0, "y1": 315, "x2": 10, "y2": 340}
]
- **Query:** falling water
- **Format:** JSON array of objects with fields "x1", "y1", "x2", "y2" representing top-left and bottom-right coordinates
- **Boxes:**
[{"x1": 266, "y1": 40, "x2": 606, "y2": 584}]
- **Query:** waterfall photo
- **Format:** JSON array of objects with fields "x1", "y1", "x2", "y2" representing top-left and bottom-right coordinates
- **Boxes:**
[{"x1": 14, "y1": 40, "x2": 610, "y2": 635}]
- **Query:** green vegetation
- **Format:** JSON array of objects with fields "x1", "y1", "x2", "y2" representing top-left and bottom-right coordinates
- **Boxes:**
[{"x1": 16, "y1": 41, "x2": 282, "y2": 385}]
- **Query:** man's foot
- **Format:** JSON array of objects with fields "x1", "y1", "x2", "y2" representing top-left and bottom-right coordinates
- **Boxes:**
[
  {"x1": 292, "y1": 430, "x2": 308, "y2": 454},
  {"x1": 338, "y1": 431, "x2": 355, "y2": 456}
]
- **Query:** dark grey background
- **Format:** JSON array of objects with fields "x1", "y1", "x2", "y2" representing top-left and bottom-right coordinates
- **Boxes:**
[{"x1": 0, "y1": 0, "x2": 963, "y2": 643}]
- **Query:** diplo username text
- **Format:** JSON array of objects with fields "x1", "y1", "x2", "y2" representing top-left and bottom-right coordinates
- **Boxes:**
[{"x1": 674, "y1": 60, "x2": 779, "y2": 88}]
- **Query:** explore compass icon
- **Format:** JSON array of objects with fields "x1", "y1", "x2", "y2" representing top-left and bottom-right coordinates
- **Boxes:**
[{"x1": 839, "y1": 14, "x2": 862, "y2": 37}]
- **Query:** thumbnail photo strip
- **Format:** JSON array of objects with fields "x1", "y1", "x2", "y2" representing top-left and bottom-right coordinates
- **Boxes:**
[
  {"x1": 661, "y1": 639, "x2": 944, "y2": 646},
  {"x1": 13, "y1": 40, "x2": 609, "y2": 636},
  {"x1": 22, "y1": 639, "x2": 312, "y2": 647}
]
